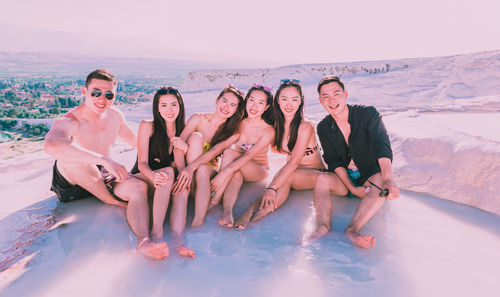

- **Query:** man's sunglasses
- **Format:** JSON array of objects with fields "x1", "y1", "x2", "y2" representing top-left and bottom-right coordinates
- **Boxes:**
[
  {"x1": 90, "y1": 89, "x2": 115, "y2": 100},
  {"x1": 280, "y1": 79, "x2": 301, "y2": 85},
  {"x1": 252, "y1": 83, "x2": 272, "y2": 93}
]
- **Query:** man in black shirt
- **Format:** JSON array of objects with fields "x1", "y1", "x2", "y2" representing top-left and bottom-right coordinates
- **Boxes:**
[{"x1": 310, "y1": 76, "x2": 399, "y2": 248}]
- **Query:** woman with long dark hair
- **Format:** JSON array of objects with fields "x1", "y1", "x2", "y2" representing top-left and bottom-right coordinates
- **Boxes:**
[
  {"x1": 234, "y1": 79, "x2": 327, "y2": 230},
  {"x1": 207, "y1": 84, "x2": 275, "y2": 228},
  {"x1": 172, "y1": 85, "x2": 245, "y2": 227},
  {"x1": 131, "y1": 86, "x2": 195, "y2": 258}
]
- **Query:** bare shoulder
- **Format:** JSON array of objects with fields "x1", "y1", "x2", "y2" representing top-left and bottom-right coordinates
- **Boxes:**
[
  {"x1": 107, "y1": 106, "x2": 127, "y2": 121},
  {"x1": 139, "y1": 119, "x2": 153, "y2": 130},
  {"x1": 186, "y1": 112, "x2": 206, "y2": 125},
  {"x1": 45, "y1": 111, "x2": 80, "y2": 139},
  {"x1": 262, "y1": 122, "x2": 275, "y2": 136},
  {"x1": 299, "y1": 119, "x2": 314, "y2": 134},
  {"x1": 52, "y1": 110, "x2": 80, "y2": 130}
]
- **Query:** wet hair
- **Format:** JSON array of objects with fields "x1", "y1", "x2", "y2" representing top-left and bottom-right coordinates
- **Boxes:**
[
  {"x1": 272, "y1": 81, "x2": 304, "y2": 153},
  {"x1": 243, "y1": 85, "x2": 274, "y2": 125},
  {"x1": 317, "y1": 75, "x2": 345, "y2": 94},
  {"x1": 150, "y1": 87, "x2": 186, "y2": 163},
  {"x1": 85, "y1": 69, "x2": 117, "y2": 87},
  {"x1": 210, "y1": 85, "x2": 245, "y2": 146}
]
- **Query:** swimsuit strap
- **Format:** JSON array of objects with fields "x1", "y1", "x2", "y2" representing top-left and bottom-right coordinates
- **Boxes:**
[{"x1": 195, "y1": 113, "x2": 214, "y2": 132}]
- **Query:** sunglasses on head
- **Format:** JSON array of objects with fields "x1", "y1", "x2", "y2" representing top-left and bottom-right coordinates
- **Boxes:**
[
  {"x1": 227, "y1": 84, "x2": 244, "y2": 97},
  {"x1": 90, "y1": 89, "x2": 115, "y2": 100},
  {"x1": 280, "y1": 79, "x2": 301, "y2": 85},
  {"x1": 251, "y1": 83, "x2": 272, "y2": 93}
]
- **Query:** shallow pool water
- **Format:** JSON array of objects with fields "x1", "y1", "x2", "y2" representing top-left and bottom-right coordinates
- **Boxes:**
[{"x1": 1, "y1": 186, "x2": 499, "y2": 297}]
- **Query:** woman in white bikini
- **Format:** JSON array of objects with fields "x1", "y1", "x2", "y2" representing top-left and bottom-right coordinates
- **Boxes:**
[
  {"x1": 208, "y1": 84, "x2": 275, "y2": 228},
  {"x1": 234, "y1": 79, "x2": 340, "y2": 230},
  {"x1": 171, "y1": 85, "x2": 245, "y2": 227}
]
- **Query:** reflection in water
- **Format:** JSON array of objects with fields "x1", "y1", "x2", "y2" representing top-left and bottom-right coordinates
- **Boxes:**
[{"x1": 0, "y1": 199, "x2": 56, "y2": 272}]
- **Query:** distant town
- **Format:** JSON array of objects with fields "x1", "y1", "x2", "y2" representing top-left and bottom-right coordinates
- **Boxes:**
[{"x1": 0, "y1": 76, "x2": 159, "y2": 142}]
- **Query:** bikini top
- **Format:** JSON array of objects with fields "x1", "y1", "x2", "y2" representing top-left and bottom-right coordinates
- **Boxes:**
[{"x1": 233, "y1": 141, "x2": 269, "y2": 167}]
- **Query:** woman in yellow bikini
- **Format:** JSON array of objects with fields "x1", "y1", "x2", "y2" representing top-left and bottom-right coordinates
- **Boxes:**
[
  {"x1": 207, "y1": 84, "x2": 275, "y2": 228},
  {"x1": 172, "y1": 85, "x2": 245, "y2": 227},
  {"x1": 234, "y1": 79, "x2": 345, "y2": 230}
]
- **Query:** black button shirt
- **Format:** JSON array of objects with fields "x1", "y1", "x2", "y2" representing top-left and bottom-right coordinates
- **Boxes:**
[{"x1": 317, "y1": 104, "x2": 393, "y2": 185}]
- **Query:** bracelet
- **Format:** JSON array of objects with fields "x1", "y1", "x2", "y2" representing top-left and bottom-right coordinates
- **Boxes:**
[{"x1": 265, "y1": 187, "x2": 277, "y2": 193}]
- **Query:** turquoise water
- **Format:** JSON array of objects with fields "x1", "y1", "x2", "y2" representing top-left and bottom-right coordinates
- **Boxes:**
[{"x1": 0, "y1": 132, "x2": 12, "y2": 143}]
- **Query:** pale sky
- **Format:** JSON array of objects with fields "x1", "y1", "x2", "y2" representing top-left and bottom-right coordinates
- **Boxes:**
[{"x1": 1, "y1": 0, "x2": 499, "y2": 67}]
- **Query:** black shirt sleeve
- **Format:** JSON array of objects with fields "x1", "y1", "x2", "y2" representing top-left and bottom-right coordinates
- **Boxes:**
[
  {"x1": 317, "y1": 117, "x2": 346, "y2": 171},
  {"x1": 365, "y1": 106, "x2": 393, "y2": 161}
]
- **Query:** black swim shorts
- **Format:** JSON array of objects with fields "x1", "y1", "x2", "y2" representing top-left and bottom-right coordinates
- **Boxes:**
[{"x1": 50, "y1": 161, "x2": 94, "y2": 202}]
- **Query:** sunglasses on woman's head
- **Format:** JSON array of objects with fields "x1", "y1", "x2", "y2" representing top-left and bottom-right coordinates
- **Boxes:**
[
  {"x1": 90, "y1": 89, "x2": 115, "y2": 100},
  {"x1": 280, "y1": 79, "x2": 301, "y2": 85},
  {"x1": 227, "y1": 84, "x2": 244, "y2": 96},
  {"x1": 251, "y1": 83, "x2": 272, "y2": 93}
]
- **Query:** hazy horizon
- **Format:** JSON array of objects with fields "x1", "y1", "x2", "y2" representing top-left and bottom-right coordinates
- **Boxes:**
[{"x1": 1, "y1": 0, "x2": 500, "y2": 68}]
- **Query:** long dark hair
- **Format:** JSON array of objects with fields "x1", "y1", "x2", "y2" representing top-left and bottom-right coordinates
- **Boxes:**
[
  {"x1": 150, "y1": 87, "x2": 186, "y2": 162},
  {"x1": 243, "y1": 84, "x2": 274, "y2": 125},
  {"x1": 272, "y1": 81, "x2": 304, "y2": 153},
  {"x1": 210, "y1": 85, "x2": 245, "y2": 146}
]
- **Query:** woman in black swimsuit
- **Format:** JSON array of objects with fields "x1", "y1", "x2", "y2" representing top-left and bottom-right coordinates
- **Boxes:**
[{"x1": 132, "y1": 87, "x2": 195, "y2": 258}]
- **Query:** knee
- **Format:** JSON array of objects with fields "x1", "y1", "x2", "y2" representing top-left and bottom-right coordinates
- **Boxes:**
[
  {"x1": 188, "y1": 132, "x2": 204, "y2": 146},
  {"x1": 156, "y1": 167, "x2": 175, "y2": 187},
  {"x1": 233, "y1": 170, "x2": 243, "y2": 183},
  {"x1": 315, "y1": 172, "x2": 330, "y2": 187},
  {"x1": 172, "y1": 192, "x2": 188, "y2": 204},
  {"x1": 126, "y1": 179, "x2": 149, "y2": 200},
  {"x1": 195, "y1": 164, "x2": 211, "y2": 181}
]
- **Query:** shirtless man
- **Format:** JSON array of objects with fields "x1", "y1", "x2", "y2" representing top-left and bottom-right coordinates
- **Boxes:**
[
  {"x1": 310, "y1": 76, "x2": 400, "y2": 248},
  {"x1": 44, "y1": 69, "x2": 169, "y2": 260}
]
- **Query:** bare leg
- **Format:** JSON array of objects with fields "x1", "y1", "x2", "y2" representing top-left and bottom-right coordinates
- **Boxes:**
[
  {"x1": 234, "y1": 178, "x2": 293, "y2": 230},
  {"x1": 233, "y1": 196, "x2": 258, "y2": 229},
  {"x1": 114, "y1": 178, "x2": 169, "y2": 260},
  {"x1": 218, "y1": 170, "x2": 243, "y2": 227},
  {"x1": 306, "y1": 172, "x2": 348, "y2": 241},
  {"x1": 170, "y1": 190, "x2": 196, "y2": 258},
  {"x1": 251, "y1": 179, "x2": 292, "y2": 222},
  {"x1": 186, "y1": 132, "x2": 204, "y2": 164},
  {"x1": 56, "y1": 161, "x2": 123, "y2": 205},
  {"x1": 191, "y1": 164, "x2": 216, "y2": 227},
  {"x1": 209, "y1": 148, "x2": 241, "y2": 208},
  {"x1": 150, "y1": 167, "x2": 175, "y2": 241},
  {"x1": 345, "y1": 172, "x2": 385, "y2": 248}
]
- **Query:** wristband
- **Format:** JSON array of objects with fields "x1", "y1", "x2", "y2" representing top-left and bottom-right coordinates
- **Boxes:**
[{"x1": 265, "y1": 187, "x2": 277, "y2": 193}]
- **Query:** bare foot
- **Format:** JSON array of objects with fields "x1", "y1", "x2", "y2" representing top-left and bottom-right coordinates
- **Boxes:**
[
  {"x1": 345, "y1": 229, "x2": 376, "y2": 248},
  {"x1": 250, "y1": 209, "x2": 270, "y2": 223},
  {"x1": 136, "y1": 238, "x2": 169, "y2": 260},
  {"x1": 301, "y1": 225, "x2": 329, "y2": 244},
  {"x1": 177, "y1": 246, "x2": 196, "y2": 258},
  {"x1": 218, "y1": 211, "x2": 234, "y2": 228},
  {"x1": 191, "y1": 218, "x2": 204, "y2": 228},
  {"x1": 234, "y1": 208, "x2": 254, "y2": 230},
  {"x1": 208, "y1": 194, "x2": 222, "y2": 210}
]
